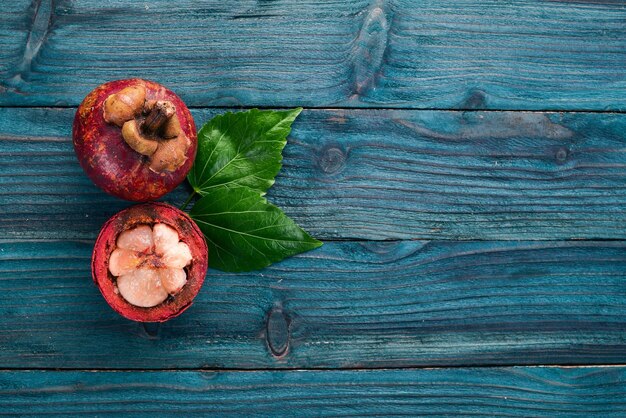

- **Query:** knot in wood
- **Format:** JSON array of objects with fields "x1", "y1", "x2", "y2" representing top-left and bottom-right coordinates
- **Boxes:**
[
  {"x1": 463, "y1": 89, "x2": 487, "y2": 109},
  {"x1": 141, "y1": 322, "x2": 161, "y2": 340},
  {"x1": 266, "y1": 306, "x2": 290, "y2": 357},
  {"x1": 352, "y1": 1, "x2": 390, "y2": 96},
  {"x1": 318, "y1": 146, "x2": 346, "y2": 174},
  {"x1": 555, "y1": 147, "x2": 569, "y2": 164}
]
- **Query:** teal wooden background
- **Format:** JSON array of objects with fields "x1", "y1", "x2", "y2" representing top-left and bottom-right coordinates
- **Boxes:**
[{"x1": 1, "y1": 0, "x2": 625, "y2": 416}]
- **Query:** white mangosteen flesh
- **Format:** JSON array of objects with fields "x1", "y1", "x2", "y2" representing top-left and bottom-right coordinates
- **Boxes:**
[{"x1": 108, "y1": 223, "x2": 192, "y2": 307}]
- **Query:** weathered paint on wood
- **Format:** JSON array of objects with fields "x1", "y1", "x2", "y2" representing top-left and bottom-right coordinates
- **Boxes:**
[
  {"x1": 1, "y1": 367, "x2": 626, "y2": 416},
  {"x1": 2, "y1": 107, "x2": 626, "y2": 240},
  {"x1": 2, "y1": 0, "x2": 625, "y2": 414},
  {"x1": 1, "y1": 0, "x2": 625, "y2": 110},
  {"x1": 1, "y1": 239, "x2": 625, "y2": 369}
]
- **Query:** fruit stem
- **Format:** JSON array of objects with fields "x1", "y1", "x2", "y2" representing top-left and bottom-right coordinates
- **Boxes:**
[
  {"x1": 180, "y1": 191, "x2": 197, "y2": 211},
  {"x1": 142, "y1": 101, "x2": 176, "y2": 135}
]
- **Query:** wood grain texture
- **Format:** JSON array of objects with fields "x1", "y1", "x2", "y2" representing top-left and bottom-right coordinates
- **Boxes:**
[
  {"x1": 1, "y1": 367, "x2": 626, "y2": 416},
  {"x1": 2, "y1": 0, "x2": 625, "y2": 411},
  {"x1": 1, "y1": 239, "x2": 625, "y2": 369},
  {"x1": 2, "y1": 107, "x2": 626, "y2": 240},
  {"x1": 1, "y1": 0, "x2": 625, "y2": 109}
]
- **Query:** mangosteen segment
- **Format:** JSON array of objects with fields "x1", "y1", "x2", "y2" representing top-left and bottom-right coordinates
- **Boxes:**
[{"x1": 107, "y1": 223, "x2": 192, "y2": 308}]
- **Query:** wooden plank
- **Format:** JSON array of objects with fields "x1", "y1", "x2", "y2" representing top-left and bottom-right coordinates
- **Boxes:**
[
  {"x1": 1, "y1": 0, "x2": 625, "y2": 110},
  {"x1": 1, "y1": 367, "x2": 625, "y2": 416},
  {"x1": 2, "y1": 107, "x2": 626, "y2": 240},
  {"x1": 0, "y1": 2, "x2": 30, "y2": 83},
  {"x1": 1, "y1": 239, "x2": 625, "y2": 369}
]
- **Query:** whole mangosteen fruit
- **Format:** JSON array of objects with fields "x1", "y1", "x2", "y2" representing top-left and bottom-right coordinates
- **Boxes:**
[
  {"x1": 92, "y1": 203, "x2": 208, "y2": 322},
  {"x1": 73, "y1": 79, "x2": 196, "y2": 201}
]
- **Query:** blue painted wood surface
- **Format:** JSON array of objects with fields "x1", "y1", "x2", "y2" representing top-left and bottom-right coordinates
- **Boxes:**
[
  {"x1": 1, "y1": 239, "x2": 625, "y2": 368},
  {"x1": 1, "y1": 367, "x2": 626, "y2": 416},
  {"x1": 3, "y1": 108, "x2": 626, "y2": 240},
  {"x1": 1, "y1": 0, "x2": 625, "y2": 415},
  {"x1": 0, "y1": 0, "x2": 625, "y2": 109}
]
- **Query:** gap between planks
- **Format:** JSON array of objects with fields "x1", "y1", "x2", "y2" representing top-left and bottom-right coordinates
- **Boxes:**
[{"x1": 1, "y1": 364, "x2": 625, "y2": 373}]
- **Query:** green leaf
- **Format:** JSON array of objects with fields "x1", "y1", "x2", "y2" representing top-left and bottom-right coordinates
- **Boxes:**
[
  {"x1": 185, "y1": 107, "x2": 321, "y2": 271},
  {"x1": 188, "y1": 108, "x2": 302, "y2": 196},
  {"x1": 190, "y1": 186, "x2": 322, "y2": 272}
]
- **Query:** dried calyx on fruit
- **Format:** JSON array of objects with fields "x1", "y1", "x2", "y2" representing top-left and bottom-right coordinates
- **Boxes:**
[
  {"x1": 92, "y1": 203, "x2": 208, "y2": 322},
  {"x1": 104, "y1": 86, "x2": 190, "y2": 173},
  {"x1": 73, "y1": 79, "x2": 197, "y2": 201}
]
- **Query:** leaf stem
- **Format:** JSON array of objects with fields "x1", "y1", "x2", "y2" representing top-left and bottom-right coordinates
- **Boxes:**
[{"x1": 180, "y1": 191, "x2": 197, "y2": 211}]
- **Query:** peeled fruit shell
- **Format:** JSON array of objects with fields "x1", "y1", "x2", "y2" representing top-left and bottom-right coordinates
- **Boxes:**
[{"x1": 92, "y1": 203, "x2": 208, "y2": 322}]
